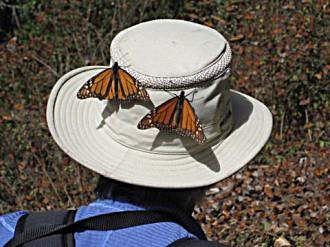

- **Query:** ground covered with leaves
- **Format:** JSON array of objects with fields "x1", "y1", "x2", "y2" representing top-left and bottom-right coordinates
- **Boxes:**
[{"x1": 0, "y1": 1, "x2": 328, "y2": 246}]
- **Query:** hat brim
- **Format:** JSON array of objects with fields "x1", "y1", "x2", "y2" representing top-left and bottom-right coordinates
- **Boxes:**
[{"x1": 47, "y1": 66, "x2": 272, "y2": 188}]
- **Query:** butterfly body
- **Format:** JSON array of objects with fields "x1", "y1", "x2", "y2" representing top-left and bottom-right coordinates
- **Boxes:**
[
  {"x1": 113, "y1": 63, "x2": 120, "y2": 101},
  {"x1": 138, "y1": 91, "x2": 206, "y2": 143},
  {"x1": 169, "y1": 91, "x2": 185, "y2": 129},
  {"x1": 77, "y1": 62, "x2": 149, "y2": 102}
]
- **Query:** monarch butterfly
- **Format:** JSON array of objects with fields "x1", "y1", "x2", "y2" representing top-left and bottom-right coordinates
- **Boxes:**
[
  {"x1": 138, "y1": 91, "x2": 206, "y2": 143},
  {"x1": 77, "y1": 62, "x2": 149, "y2": 102}
]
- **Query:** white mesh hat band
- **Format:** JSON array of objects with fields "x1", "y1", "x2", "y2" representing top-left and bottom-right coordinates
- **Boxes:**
[{"x1": 111, "y1": 43, "x2": 232, "y2": 89}]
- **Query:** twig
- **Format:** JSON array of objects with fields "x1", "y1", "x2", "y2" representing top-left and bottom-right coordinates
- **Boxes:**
[
  {"x1": 12, "y1": 6, "x2": 20, "y2": 29},
  {"x1": 0, "y1": 1, "x2": 30, "y2": 8},
  {"x1": 305, "y1": 109, "x2": 312, "y2": 142},
  {"x1": 85, "y1": 0, "x2": 94, "y2": 51},
  {"x1": 90, "y1": 27, "x2": 113, "y2": 63},
  {"x1": 63, "y1": 184, "x2": 74, "y2": 206},
  {"x1": 51, "y1": 161, "x2": 75, "y2": 207},
  {"x1": 76, "y1": 165, "x2": 84, "y2": 193},
  {"x1": 90, "y1": 26, "x2": 112, "y2": 63},
  {"x1": 64, "y1": 46, "x2": 71, "y2": 72},
  {"x1": 71, "y1": 33, "x2": 85, "y2": 64},
  {"x1": 29, "y1": 53, "x2": 59, "y2": 76},
  {"x1": 139, "y1": 0, "x2": 149, "y2": 22},
  {"x1": 280, "y1": 111, "x2": 285, "y2": 141}
]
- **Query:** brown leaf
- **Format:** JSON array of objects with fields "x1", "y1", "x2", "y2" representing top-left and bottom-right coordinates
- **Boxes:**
[
  {"x1": 14, "y1": 103, "x2": 24, "y2": 110},
  {"x1": 275, "y1": 132, "x2": 282, "y2": 141},
  {"x1": 273, "y1": 28, "x2": 282, "y2": 34},
  {"x1": 314, "y1": 73, "x2": 322, "y2": 80},
  {"x1": 247, "y1": 207, "x2": 255, "y2": 216},
  {"x1": 315, "y1": 167, "x2": 328, "y2": 177},
  {"x1": 42, "y1": 197, "x2": 50, "y2": 204},
  {"x1": 293, "y1": 214, "x2": 306, "y2": 227},
  {"x1": 299, "y1": 98, "x2": 310, "y2": 106},
  {"x1": 305, "y1": 122, "x2": 313, "y2": 129},
  {"x1": 211, "y1": 15, "x2": 226, "y2": 25},
  {"x1": 274, "y1": 236, "x2": 291, "y2": 247},
  {"x1": 188, "y1": 13, "x2": 199, "y2": 20},
  {"x1": 20, "y1": 174, "x2": 28, "y2": 181},
  {"x1": 35, "y1": 12, "x2": 46, "y2": 23},
  {"x1": 8, "y1": 153, "x2": 14, "y2": 161},
  {"x1": 25, "y1": 195, "x2": 33, "y2": 201},
  {"x1": 230, "y1": 34, "x2": 245, "y2": 42},
  {"x1": 18, "y1": 161, "x2": 27, "y2": 171},
  {"x1": 244, "y1": 13, "x2": 254, "y2": 20},
  {"x1": 226, "y1": 5, "x2": 235, "y2": 12},
  {"x1": 3, "y1": 115, "x2": 12, "y2": 121},
  {"x1": 264, "y1": 184, "x2": 274, "y2": 198}
]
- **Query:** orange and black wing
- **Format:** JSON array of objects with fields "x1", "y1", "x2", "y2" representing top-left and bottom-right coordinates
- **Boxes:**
[
  {"x1": 117, "y1": 68, "x2": 149, "y2": 101},
  {"x1": 138, "y1": 97, "x2": 179, "y2": 130},
  {"x1": 77, "y1": 67, "x2": 149, "y2": 102},
  {"x1": 77, "y1": 68, "x2": 114, "y2": 100},
  {"x1": 178, "y1": 99, "x2": 206, "y2": 143},
  {"x1": 138, "y1": 96, "x2": 206, "y2": 143}
]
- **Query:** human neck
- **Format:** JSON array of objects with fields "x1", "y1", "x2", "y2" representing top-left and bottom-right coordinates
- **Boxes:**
[{"x1": 108, "y1": 195, "x2": 195, "y2": 215}]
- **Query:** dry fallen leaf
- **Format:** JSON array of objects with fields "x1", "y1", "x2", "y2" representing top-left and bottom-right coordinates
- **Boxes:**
[
  {"x1": 314, "y1": 73, "x2": 322, "y2": 80},
  {"x1": 3, "y1": 115, "x2": 12, "y2": 121},
  {"x1": 264, "y1": 184, "x2": 274, "y2": 198},
  {"x1": 14, "y1": 103, "x2": 24, "y2": 110},
  {"x1": 25, "y1": 195, "x2": 33, "y2": 201},
  {"x1": 273, "y1": 28, "x2": 282, "y2": 34},
  {"x1": 18, "y1": 161, "x2": 27, "y2": 171},
  {"x1": 230, "y1": 34, "x2": 245, "y2": 42},
  {"x1": 274, "y1": 236, "x2": 291, "y2": 247},
  {"x1": 244, "y1": 13, "x2": 254, "y2": 20}
]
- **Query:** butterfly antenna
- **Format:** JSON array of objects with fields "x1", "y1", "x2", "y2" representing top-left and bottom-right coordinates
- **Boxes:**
[
  {"x1": 164, "y1": 89, "x2": 177, "y2": 97},
  {"x1": 186, "y1": 89, "x2": 197, "y2": 102}
]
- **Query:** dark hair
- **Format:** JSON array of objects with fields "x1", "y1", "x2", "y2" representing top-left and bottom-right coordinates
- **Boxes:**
[{"x1": 95, "y1": 176, "x2": 209, "y2": 212}]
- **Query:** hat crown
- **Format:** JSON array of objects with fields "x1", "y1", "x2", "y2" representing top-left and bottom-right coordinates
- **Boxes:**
[{"x1": 111, "y1": 19, "x2": 231, "y2": 89}]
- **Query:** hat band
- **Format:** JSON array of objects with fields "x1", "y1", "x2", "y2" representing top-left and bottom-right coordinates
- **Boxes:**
[{"x1": 111, "y1": 44, "x2": 232, "y2": 90}]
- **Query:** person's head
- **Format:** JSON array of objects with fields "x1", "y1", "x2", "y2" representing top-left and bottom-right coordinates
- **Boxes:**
[{"x1": 95, "y1": 176, "x2": 210, "y2": 213}]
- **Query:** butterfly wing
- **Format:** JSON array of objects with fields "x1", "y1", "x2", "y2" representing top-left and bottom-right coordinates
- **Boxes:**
[
  {"x1": 77, "y1": 68, "x2": 114, "y2": 100},
  {"x1": 138, "y1": 97, "x2": 179, "y2": 129},
  {"x1": 117, "y1": 68, "x2": 149, "y2": 101},
  {"x1": 77, "y1": 67, "x2": 149, "y2": 102},
  {"x1": 179, "y1": 99, "x2": 206, "y2": 143},
  {"x1": 138, "y1": 96, "x2": 205, "y2": 143}
]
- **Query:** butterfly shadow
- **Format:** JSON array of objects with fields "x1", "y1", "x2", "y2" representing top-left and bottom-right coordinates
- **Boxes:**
[
  {"x1": 150, "y1": 92, "x2": 254, "y2": 173},
  {"x1": 150, "y1": 132, "x2": 221, "y2": 172},
  {"x1": 97, "y1": 99, "x2": 154, "y2": 129},
  {"x1": 120, "y1": 99, "x2": 155, "y2": 111}
]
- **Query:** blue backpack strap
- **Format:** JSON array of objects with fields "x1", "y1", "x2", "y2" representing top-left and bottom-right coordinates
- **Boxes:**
[
  {"x1": 5, "y1": 210, "x2": 187, "y2": 247},
  {"x1": 6, "y1": 209, "x2": 214, "y2": 247},
  {"x1": 6, "y1": 210, "x2": 77, "y2": 247},
  {"x1": 168, "y1": 237, "x2": 230, "y2": 247}
]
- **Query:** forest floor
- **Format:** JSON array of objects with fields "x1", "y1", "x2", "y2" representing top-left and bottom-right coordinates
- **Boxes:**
[{"x1": 0, "y1": 1, "x2": 328, "y2": 246}]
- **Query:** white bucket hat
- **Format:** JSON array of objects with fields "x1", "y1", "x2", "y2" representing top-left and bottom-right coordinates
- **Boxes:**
[{"x1": 46, "y1": 19, "x2": 272, "y2": 188}]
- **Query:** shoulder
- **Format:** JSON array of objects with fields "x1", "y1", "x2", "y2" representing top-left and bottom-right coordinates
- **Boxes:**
[{"x1": 0, "y1": 211, "x2": 27, "y2": 246}]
